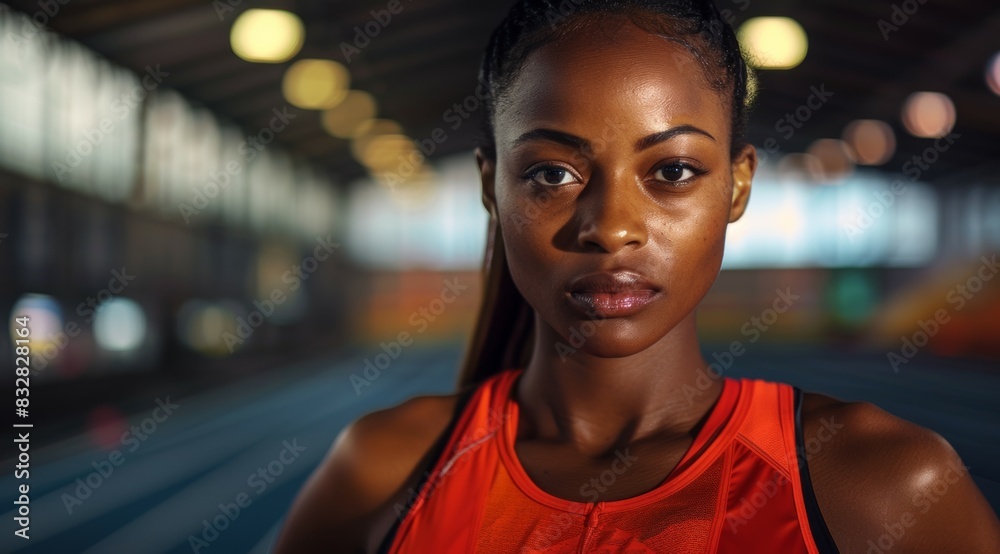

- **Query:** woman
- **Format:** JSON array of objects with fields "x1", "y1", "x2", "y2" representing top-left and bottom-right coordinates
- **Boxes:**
[{"x1": 275, "y1": 1, "x2": 1000, "y2": 552}]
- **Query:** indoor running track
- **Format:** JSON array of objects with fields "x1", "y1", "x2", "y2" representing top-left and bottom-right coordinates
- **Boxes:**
[{"x1": 1, "y1": 344, "x2": 997, "y2": 553}]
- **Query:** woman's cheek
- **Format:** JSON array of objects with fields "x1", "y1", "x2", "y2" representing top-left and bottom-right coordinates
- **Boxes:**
[
  {"x1": 501, "y1": 188, "x2": 558, "y2": 243},
  {"x1": 499, "y1": 204, "x2": 533, "y2": 255},
  {"x1": 662, "y1": 211, "x2": 727, "y2": 275}
]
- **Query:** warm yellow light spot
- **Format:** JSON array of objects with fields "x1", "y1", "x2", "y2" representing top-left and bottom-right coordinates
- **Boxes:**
[
  {"x1": 321, "y1": 91, "x2": 378, "y2": 138},
  {"x1": 352, "y1": 118, "x2": 400, "y2": 140},
  {"x1": 357, "y1": 134, "x2": 421, "y2": 171},
  {"x1": 842, "y1": 119, "x2": 896, "y2": 166},
  {"x1": 282, "y1": 59, "x2": 350, "y2": 110},
  {"x1": 738, "y1": 17, "x2": 808, "y2": 70},
  {"x1": 902, "y1": 92, "x2": 956, "y2": 139},
  {"x1": 351, "y1": 119, "x2": 404, "y2": 161},
  {"x1": 230, "y1": 9, "x2": 304, "y2": 63}
]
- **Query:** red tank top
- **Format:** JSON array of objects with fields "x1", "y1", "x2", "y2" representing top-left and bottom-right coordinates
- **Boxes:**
[{"x1": 384, "y1": 369, "x2": 837, "y2": 553}]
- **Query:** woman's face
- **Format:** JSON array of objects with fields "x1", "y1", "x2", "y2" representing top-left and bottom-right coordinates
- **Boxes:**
[{"x1": 479, "y1": 19, "x2": 756, "y2": 358}]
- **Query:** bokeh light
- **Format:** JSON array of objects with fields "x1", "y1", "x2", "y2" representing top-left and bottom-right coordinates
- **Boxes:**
[
  {"x1": 776, "y1": 153, "x2": 823, "y2": 182},
  {"x1": 10, "y1": 294, "x2": 64, "y2": 358},
  {"x1": 901, "y1": 92, "x2": 956, "y2": 138},
  {"x1": 177, "y1": 300, "x2": 242, "y2": 356},
  {"x1": 737, "y1": 17, "x2": 808, "y2": 70},
  {"x1": 322, "y1": 90, "x2": 378, "y2": 138},
  {"x1": 351, "y1": 119, "x2": 404, "y2": 164},
  {"x1": 93, "y1": 298, "x2": 147, "y2": 352},
  {"x1": 357, "y1": 134, "x2": 422, "y2": 172},
  {"x1": 282, "y1": 59, "x2": 350, "y2": 110},
  {"x1": 807, "y1": 139, "x2": 855, "y2": 182},
  {"x1": 842, "y1": 119, "x2": 896, "y2": 166},
  {"x1": 87, "y1": 405, "x2": 127, "y2": 451},
  {"x1": 230, "y1": 9, "x2": 304, "y2": 63},
  {"x1": 828, "y1": 270, "x2": 879, "y2": 325},
  {"x1": 987, "y1": 52, "x2": 1000, "y2": 96}
]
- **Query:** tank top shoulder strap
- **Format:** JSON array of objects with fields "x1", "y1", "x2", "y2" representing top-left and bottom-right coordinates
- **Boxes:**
[
  {"x1": 377, "y1": 369, "x2": 519, "y2": 553},
  {"x1": 734, "y1": 378, "x2": 798, "y2": 476},
  {"x1": 734, "y1": 379, "x2": 840, "y2": 553},
  {"x1": 667, "y1": 377, "x2": 743, "y2": 477},
  {"x1": 791, "y1": 385, "x2": 841, "y2": 554}
]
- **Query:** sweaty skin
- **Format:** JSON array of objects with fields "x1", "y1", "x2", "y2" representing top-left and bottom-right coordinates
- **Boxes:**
[{"x1": 274, "y1": 18, "x2": 1000, "y2": 554}]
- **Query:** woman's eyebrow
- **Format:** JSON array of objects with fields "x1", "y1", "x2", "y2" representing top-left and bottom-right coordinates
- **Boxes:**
[
  {"x1": 511, "y1": 128, "x2": 589, "y2": 150},
  {"x1": 511, "y1": 124, "x2": 716, "y2": 151},
  {"x1": 635, "y1": 124, "x2": 716, "y2": 151}
]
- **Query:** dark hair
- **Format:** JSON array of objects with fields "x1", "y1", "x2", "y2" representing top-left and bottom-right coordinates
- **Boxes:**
[
  {"x1": 460, "y1": 0, "x2": 752, "y2": 387},
  {"x1": 476, "y1": 0, "x2": 753, "y2": 161}
]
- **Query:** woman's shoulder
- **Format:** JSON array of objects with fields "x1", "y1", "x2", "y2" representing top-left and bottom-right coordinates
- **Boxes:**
[
  {"x1": 273, "y1": 392, "x2": 463, "y2": 553},
  {"x1": 799, "y1": 391, "x2": 1000, "y2": 552},
  {"x1": 334, "y1": 392, "x2": 464, "y2": 493}
]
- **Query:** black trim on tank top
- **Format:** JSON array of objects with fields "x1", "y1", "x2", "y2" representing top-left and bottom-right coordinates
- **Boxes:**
[
  {"x1": 376, "y1": 387, "x2": 477, "y2": 554},
  {"x1": 793, "y1": 386, "x2": 841, "y2": 554}
]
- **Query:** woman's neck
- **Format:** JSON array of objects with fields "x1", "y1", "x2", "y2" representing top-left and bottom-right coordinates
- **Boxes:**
[{"x1": 515, "y1": 311, "x2": 725, "y2": 457}]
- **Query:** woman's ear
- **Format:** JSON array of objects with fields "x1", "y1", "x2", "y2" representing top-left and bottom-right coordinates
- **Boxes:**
[
  {"x1": 476, "y1": 147, "x2": 498, "y2": 219},
  {"x1": 729, "y1": 143, "x2": 757, "y2": 223}
]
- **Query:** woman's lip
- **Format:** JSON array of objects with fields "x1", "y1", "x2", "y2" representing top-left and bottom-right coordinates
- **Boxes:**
[
  {"x1": 567, "y1": 270, "x2": 659, "y2": 295},
  {"x1": 567, "y1": 290, "x2": 659, "y2": 318}
]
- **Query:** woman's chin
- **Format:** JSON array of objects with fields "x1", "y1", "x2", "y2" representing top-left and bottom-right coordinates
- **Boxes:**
[{"x1": 542, "y1": 321, "x2": 669, "y2": 361}]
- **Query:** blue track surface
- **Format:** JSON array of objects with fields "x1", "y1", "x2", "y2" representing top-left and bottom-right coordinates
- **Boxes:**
[{"x1": 2, "y1": 344, "x2": 997, "y2": 553}]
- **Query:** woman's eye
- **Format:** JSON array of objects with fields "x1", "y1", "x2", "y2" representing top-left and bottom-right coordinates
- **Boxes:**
[
  {"x1": 528, "y1": 167, "x2": 576, "y2": 186},
  {"x1": 654, "y1": 163, "x2": 697, "y2": 183}
]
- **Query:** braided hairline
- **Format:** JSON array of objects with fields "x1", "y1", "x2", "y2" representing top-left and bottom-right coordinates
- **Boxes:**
[{"x1": 477, "y1": 0, "x2": 751, "y2": 159}]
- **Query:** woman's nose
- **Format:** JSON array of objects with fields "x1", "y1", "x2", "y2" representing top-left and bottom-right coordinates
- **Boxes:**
[{"x1": 575, "y1": 176, "x2": 648, "y2": 253}]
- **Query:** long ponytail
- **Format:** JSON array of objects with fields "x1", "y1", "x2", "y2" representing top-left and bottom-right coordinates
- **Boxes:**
[{"x1": 457, "y1": 214, "x2": 534, "y2": 388}]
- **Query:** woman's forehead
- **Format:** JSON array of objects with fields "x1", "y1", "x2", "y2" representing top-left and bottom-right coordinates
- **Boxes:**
[{"x1": 494, "y1": 22, "x2": 730, "y2": 146}]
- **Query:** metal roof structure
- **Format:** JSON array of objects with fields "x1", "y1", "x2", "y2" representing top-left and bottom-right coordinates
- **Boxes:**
[{"x1": 8, "y1": 0, "x2": 998, "y2": 186}]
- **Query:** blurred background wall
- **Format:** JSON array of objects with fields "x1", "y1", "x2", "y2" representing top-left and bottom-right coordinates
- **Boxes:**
[{"x1": 0, "y1": 0, "x2": 998, "y2": 552}]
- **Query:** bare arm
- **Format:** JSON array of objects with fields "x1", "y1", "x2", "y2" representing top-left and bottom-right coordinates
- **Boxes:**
[
  {"x1": 272, "y1": 395, "x2": 459, "y2": 553},
  {"x1": 804, "y1": 395, "x2": 1000, "y2": 553}
]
